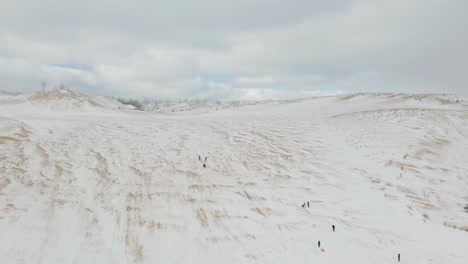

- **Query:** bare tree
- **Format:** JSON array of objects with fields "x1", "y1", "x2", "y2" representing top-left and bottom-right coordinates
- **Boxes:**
[{"x1": 117, "y1": 97, "x2": 143, "y2": 110}]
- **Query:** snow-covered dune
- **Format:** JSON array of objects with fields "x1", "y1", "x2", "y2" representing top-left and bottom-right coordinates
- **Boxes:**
[
  {"x1": 0, "y1": 93, "x2": 467, "y2": 263},
  {"x1": 0, "y1": 90, "x2": 133, "y2": 118}
]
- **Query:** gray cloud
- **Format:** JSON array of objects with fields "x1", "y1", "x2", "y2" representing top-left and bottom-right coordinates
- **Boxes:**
[{"x1": 1, "y1": 0, "x2": 467, "y2": 99}]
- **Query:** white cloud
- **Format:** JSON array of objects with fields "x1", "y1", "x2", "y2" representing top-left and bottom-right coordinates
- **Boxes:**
[
  {"x1": 0, "y1": 0, "x2": 467, "y2": 99},
  {"x1": 42, "y1": 65, "x2": 98, "y2": 86},
  {"x1": 229, "y1": 87, "x2": 336, "y2": 101},
  {"x1": 234, "y1": 76, "x2": 276, "y2": 86}
]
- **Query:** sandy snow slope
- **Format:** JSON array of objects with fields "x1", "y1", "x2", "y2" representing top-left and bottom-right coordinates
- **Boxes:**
[{"x1": 0, "y1": 91, "x2": 467, "y2": 263}]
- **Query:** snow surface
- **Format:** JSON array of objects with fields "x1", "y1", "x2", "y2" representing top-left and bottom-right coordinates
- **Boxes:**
[{"x1": 0, "y1": 92, "x2": 467, "y2": 263}]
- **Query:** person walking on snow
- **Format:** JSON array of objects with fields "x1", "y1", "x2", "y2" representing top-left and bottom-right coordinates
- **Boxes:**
[
  {"x1": 199, "y1": 155, "x2": 201, "y2": 161},
  {"x1": 332, "y1": 225, "x2": 335, "y2": 232},
  {"x1": 307, "y1": 201, "x2": 309, "y2": 207},
  {"x1": 398, "y1": 253, "x2": 400, "y2": 262},
  {"x1": 318, "y1": 240, "x2": 321, "y2": 248}
]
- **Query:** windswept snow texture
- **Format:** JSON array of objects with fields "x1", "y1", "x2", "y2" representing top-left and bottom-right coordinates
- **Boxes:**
[{"x1": 1, "y1": 92, "x2": 468, "y2": 263}]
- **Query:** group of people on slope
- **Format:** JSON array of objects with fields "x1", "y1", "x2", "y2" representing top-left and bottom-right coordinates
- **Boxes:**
[
  {"x1": 199, "y1": 155, "x2": 207, "y2": 168},
  {"x1": 306, "y1": 205, "x2": 400, "y2": 262}
]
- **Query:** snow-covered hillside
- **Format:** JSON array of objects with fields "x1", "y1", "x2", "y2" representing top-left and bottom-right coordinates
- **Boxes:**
[
  {"x1": 0, "y1": 90, "x2": 134, "y2": 118},
  {"x1": 0, "y1": 92, "x2": 467, "y2": 263}
]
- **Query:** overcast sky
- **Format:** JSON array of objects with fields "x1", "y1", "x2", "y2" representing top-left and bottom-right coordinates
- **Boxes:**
[{"x1": 1, "y1": 0, "x2": 467, "y2": 100}]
